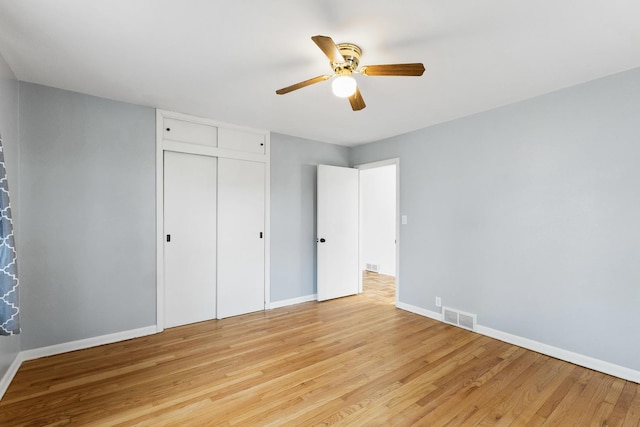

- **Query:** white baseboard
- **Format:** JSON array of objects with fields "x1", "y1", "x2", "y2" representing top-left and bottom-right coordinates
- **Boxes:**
[
  {"x1": 475, "y1": 325, "x2": 640, "y2": 384},
  {"x1": 270, "y1": 294, "x2": 317, "y2": 309},
  {"x1": 397, "y1": 302, "x2": 640, "y2": 384},
  {"x1": 0, "y1": 352, "x2": 24, "y2": 401},
  {"x1": 20, "y1": 325, "x2": 158, "y2": 362},
  {"x1": 396, "y1": 301, "x2": 442, "y2": 321},
  {"x1": 0, "y1": 325, "x2": 158, "y2": 401},
  {"x1": 378, "y1": 269, "x2": 396, "y2": 278}
]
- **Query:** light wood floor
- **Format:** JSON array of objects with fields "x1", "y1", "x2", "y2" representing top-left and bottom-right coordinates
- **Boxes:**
[{"x1": 1, "y1": 272, "x2": 639, "y2": 426}]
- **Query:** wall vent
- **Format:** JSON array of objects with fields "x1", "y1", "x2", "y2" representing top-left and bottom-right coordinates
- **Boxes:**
[
  {"x1": 442, "y1": 306, "x2": 477, "y2": 331},
  {"x1": 365, "y1": 263, "x2": 380, "y2": 273}
]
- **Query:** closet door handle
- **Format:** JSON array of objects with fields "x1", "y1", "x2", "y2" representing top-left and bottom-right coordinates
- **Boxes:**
[{"x1": 259, "y1": 232, "x2": 263, "y2": 239}]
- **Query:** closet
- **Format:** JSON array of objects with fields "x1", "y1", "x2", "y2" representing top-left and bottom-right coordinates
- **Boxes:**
[{"x1": 156, "y1": 110, "x2": 269, "y2": 329}]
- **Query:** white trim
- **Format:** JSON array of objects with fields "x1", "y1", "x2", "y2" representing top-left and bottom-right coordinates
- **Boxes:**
[
  {"x1": 20, "y1": 326, "x2": 158, "y2": 362},
  {"x1": 270, "y1": 294, "x2": 317, "y2": 309},
  {"x1": 0, "y1": 352, "x2": 24, "y2": 400},
  {"x1": 158, "y1": 109, "x2": 269, "y2": 135},
  {"x1": 163, "y1": 141, "x2": 267, "y2": 163},
  {"x1": 475, "y1": 325, "x2": 640, "y2": 384},
  {"x1": 396, "y1": 302, "x2": 443, "y2": 321},
  {"x1": 355, "y1": 158, "x2": 400, "y2": 171},
  {"x1": 156, "y1": 109, "x2": 165, "y2": 332},
  {"x1": 263, "y1": 132, "x2": 271, "y2": 311},
  {"x1": 397, "y1": 302, "x2": 640, "y2": 384}
]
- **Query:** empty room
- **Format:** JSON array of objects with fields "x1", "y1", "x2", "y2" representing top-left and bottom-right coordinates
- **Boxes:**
[{"x1": 0, "y1": 1, "x2": 639, "y2": 425}]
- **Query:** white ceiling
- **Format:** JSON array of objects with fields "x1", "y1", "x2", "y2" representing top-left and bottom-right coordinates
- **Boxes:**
[{"x1": 0, "y1": 1, "x2": 639, "y2": 147}]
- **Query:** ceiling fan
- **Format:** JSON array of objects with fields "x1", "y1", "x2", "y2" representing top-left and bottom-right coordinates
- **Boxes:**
[{"x1": 275, "y1": 35, "x2": 425, "y2": 111}]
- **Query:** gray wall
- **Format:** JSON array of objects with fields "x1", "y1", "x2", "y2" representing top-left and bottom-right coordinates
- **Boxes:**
[
  {"x1": 5, "y1": 66, "x2": 638, "y2": 377},
  {"x1": 0, "y1": 51, "x2": 20, "y2": 379},
  {"x1": 351, "y1": 68, "x2": 640, "y2": 371},
  {"x1": 19, "y1": 83, "x2": 156, "y2": 350},
  {"x1": 270, "y1": 133, "x2": 350, "y2": 302}
]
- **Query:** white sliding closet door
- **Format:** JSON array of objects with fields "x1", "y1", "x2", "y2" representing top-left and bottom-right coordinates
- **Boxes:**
[
  {"x1": 164, "y1": 151, "x2": 217, "y2": 328},
  {"x1": 217, "y1": 158, "x2": 265, "y2": 318}
]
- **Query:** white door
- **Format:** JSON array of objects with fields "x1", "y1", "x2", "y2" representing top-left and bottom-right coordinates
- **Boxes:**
[
  {"x1": 217, "y1": 158, "x2": 265, "y2": 318},
  {"x1": 164, "y1": 151, "x2": 217, "y2": 328},
  {"x1": 317, "y1": 164, "x2": 359, "y2": 301}
]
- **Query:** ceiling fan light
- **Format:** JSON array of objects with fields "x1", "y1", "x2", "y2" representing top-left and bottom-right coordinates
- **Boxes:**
[{"x1": 331, "y1": 75, "x2": 357, "y2": 98}]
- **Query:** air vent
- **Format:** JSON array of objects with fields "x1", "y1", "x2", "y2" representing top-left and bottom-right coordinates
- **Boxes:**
[
  {"x1": 365, "y1": 263, "x2": 380, "y2": 273},
  {"x1": 442, "y1": 306, "x2": 477, "y2": 331}
]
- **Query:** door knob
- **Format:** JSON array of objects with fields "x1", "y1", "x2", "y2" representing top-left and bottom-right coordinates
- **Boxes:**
[{"x1": 319, "y1": 238, "x2": 326, "y2": 243}]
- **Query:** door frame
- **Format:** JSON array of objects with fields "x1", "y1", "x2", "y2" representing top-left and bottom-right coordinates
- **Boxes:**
[
  {"x1": 155, "y1": 109, "x2": 271, "y2": 332},
  {"x1": 355, "y1": 158, "x2": 400, "y2": 305}
]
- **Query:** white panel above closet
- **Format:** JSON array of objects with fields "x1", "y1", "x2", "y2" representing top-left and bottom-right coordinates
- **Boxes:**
[
  {"x1": 163, "y1": 118, "x2": 217, "y2": 147},
  {"x1": 218, "y1": 127, "x2": 265, "y2": 154}
]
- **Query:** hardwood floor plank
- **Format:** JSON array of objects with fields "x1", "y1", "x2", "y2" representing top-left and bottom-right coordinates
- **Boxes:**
[
  {"x1": 621, "y1": 383, "x2": 640, "y2": 426},
  {"x1": 576, "y1": 376, "x2": 625, "y2": 426},
  {"x1": 430, "y1": 348, "x2": 547, "y2": 425},
  {"x1": 1, "y1": 272, "x2": 638, "y2": 426},
  {"x1": 607, "y1": 381, "x2": 638, "y2": 426},
  {"x1": 539, "y1": 368, "x2": 595, "y2": 425},
  {"x1": 487, "y1": 357, "x2": 576, "y2": 425}
]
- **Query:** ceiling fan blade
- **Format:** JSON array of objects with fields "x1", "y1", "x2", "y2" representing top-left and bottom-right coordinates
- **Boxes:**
[
  {"x1": 275, "y1": 75, "x2": 332, "y2": 95},
  {"x1": 349, "y1": 87, "x2": 366, "y2": 111},
  {"x1": 311, "y1": 35, "x2": 345, "y2": 64},
  {"x1": 360, "y1": 63, "x2": 425, "y2": 76}
]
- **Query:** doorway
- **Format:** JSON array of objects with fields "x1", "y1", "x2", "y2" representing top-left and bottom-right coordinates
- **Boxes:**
[{"x1": 357, "y1": 159, "x2": 399, "y2": 304}]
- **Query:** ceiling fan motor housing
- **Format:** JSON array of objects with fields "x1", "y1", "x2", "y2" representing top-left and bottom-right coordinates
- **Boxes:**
[{"x1": 333, "y1": 43, "x2": 362, "y2": 75}]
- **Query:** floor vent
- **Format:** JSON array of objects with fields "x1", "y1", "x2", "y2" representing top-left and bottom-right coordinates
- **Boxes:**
[
  {"x1": 365, "y1": 263, "x2": 380, "y2": 273},
  {"x1": 442, "y1": 306, "x2": 477, "y2": 331}
]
